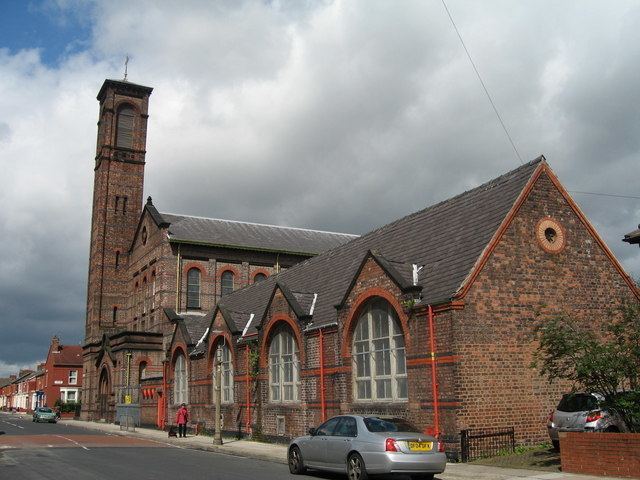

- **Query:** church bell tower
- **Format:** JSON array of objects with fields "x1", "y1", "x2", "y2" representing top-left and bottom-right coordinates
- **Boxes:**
[{"x1": 85, "y1": 79, "x2": 153, "y2": 343}]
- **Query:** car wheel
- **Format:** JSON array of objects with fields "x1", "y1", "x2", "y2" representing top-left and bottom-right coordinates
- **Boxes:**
[
  {"x1": 347, "y1": 453, "x2": 368, "y2": 480},
  {"x1": 288, "y1": 445, "x2": 306, "y2": 474},
  {"x1": 552, "y1": 440, "x2": 560, "y2": 451},
  {"x1": 411, "y1": 475, "x2": 434, "y2": 480}
]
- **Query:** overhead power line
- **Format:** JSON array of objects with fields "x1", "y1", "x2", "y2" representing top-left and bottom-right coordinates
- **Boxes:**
[
  {"x1": 441, "y1": 0, "x2": 524, "y2": 165},
  {"x1": 569, "y1": 191, "x2": 640, "y2": 201}
]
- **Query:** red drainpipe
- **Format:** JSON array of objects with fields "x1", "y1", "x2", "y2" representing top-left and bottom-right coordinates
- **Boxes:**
[
  {"x1": 246, "y1": 344, "x2": 251, "y2": 435},
  {"x1": 319, "y1": 329, "x2": 326, "y2": 422},
  {"x1": 160, "y1": 361, "x2": 167, "y2": 430},
  {"x1": 428, "y1": 304, "x2": 440, "y2": 437}
]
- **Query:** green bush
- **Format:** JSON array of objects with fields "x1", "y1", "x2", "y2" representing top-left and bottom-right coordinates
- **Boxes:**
[{"x1": 532, "y1": 302, "x2": 640, "y2": 432}]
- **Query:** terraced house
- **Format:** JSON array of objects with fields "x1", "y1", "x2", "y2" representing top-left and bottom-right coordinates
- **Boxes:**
[{"x1": 82, "y1": 78, "x2": 639, "y2": 457}]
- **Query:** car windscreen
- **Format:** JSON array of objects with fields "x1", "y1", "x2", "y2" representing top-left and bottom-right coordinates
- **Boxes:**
[
  {"x1": 557, "y1": 394, "x2": 598, "y2": 412},
  {"x1": 38, "y1": 408, "x2": 53, "y2": 413},
  {"x1": 363, "y1": 417, "x2": 421, "y2": 433}
]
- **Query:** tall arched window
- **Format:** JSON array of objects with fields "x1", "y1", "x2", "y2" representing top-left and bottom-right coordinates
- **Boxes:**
[
  {"x1": 269, "y1": 329, "x2": 299, "y2": 402},
  {"x1": 352, "y1": 298, "x2": 407, "y2": 402},
  {"x1": 116, "y1": 105, "x2": 135, "y2": 148},
  {"x1": 187, "y1": 268, "x2": 201, "y2": 309},
  {"x1": 174, "y1": 352, "x2": 188, "y2": 405},
  {"x1": 212, "y1": 342, "x2": 233, "y2": 404},
  {"x1": 221, "y1": 271, "x2": 234, "y2": 296}
]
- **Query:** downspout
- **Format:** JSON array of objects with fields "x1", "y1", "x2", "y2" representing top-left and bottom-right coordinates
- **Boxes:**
[
  {"x1": 246, "y1": 344, "x2": 251, "y2": 435},
  {"x1": 428, "y1": 305, "x2": 440, "y2": 437},
  {"x1": 175, "y1": 244, "x2": 181, "y2": 311},
  {"x1": 159, "y1": 361, "x2": 166, "y2": 429},
  {"x1": 319, "y1": 329, "x2": 326, "y2": 422}
]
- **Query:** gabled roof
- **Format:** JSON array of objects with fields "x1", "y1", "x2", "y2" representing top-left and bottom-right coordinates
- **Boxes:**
[
  {"x1": 218, "y1": 158, "x2": 544, "y2": 330},
  {"x1": 160, "y1": 213, "x2": 358, "y2": 255},
  {"x1": 53, "y1": 345, "x2": 83, "y2": 366},
  {"x1": 165, "y1": 309, "x2": 213, "y2": 357}
]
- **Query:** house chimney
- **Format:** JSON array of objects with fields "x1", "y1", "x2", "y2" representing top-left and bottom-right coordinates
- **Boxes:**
[
  {"x1": 9, "y1": 375, "x2": 16, "y2": 381},
  {"x1": 51, "y1": 335, "x2": 60, "y2": 353}
]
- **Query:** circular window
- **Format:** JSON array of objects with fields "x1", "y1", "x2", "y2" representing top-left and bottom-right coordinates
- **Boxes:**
[
  {"x1": 536, "y1": 218, "x2": 565, "y2": 253},
  {"x1": 141, "y1": 226, "x2": 148, "y2": 245}
]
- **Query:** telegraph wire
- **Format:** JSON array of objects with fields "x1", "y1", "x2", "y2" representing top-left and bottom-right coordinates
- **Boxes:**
[
  {"x1": 441, "y1": 0, "x2": 524, "y2": 165},
  {"x1": 568, "y1": 191, "x2": 640, "y2": 201}
]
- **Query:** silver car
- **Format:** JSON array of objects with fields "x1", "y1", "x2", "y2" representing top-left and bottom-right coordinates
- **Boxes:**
[
  {"x1": 547, "y1": 392, "x2": 627, "y2": 450},
  {"x1": 288, "y1": 415, "x2": 446, "y2": 480}
]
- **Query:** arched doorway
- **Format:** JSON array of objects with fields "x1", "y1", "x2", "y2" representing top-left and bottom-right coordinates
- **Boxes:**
[{"x1": 98, "y1": 368, "x2": 110, "y2": 420}]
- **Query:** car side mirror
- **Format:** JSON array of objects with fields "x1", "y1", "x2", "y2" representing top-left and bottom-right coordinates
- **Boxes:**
[{"x1": 308, "y1": 427, "x2": 317, "y2": 436}]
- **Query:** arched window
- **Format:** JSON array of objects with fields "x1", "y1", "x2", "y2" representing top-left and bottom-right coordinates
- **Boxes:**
[
  {"x1": 187, "y1": 268, "x2": 201, "y2": 309},
  {"x1": 174, "y1": 352, "x2": 188, "y2": 405},
  {"x1": 212, "y1": 342, "x2": 233, "y2": 404},
  {"x1": 269, "y1": 329, "x2": 299, "y2": 402},
  {"x1": 139, "y1": 361, "x2": 147, "y2": 382},
  {"x1": 253, "y1": 273, "x2": 267, "y2": 283},
  {"x1": 116, "y1": 105, "x2": 135, "y2": 148},
  {"x1": 352, "y1": 298, "x2": 407, "y2": 402},
  {"x1": 221, "y1": 271, "x2": 234, "y2": 296}
]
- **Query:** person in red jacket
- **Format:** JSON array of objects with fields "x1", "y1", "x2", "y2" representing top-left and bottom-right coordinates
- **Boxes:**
[{"x1": 175, "y1": 403, "x2": 189, "y2": 438}]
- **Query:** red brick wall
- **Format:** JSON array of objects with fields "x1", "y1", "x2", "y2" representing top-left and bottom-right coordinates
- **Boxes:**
[
  {"x1": 452, "y1": 171, "x2": 638, "y2": 445},
  {"x1": 560, "y1": 432, "x2": 640, "y2": 478}
]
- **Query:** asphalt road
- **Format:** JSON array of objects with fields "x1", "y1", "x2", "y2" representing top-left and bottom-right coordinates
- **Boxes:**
[
  {"x1": 0, "y1": 412, "x2": 305, "y2": 480},
  {"x1": 0, "y1": 412, "x2": 423, "y2": 480}
]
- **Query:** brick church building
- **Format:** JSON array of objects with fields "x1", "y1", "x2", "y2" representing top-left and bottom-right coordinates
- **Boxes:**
[{"x1": 82, "y1": 78, "x2": 638, "y2": 456}]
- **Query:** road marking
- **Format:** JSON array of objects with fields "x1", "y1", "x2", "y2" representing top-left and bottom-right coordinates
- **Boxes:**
[
  {"x1": 139, "y1": 437, "x2": 185, "y2": 449},
  {"x1": 2, "y1": 421, "x2": 24, "y2": 429},
  {"x1": 54, "y1": 435, "x2": 90, "y2": 450}
]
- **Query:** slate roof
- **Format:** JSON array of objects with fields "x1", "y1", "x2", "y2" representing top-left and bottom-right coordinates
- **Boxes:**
[
  {"x1": 216, "y1": 158, "x2": 543, "y2": 335},
  {"x1": 167, "y1": 310, "x2": 214, "y2": 356},
  {"x1": 623, "y1": 225, "x2": 640, "y2": 245},
  {"x1": 52, "y1": 345, "x2": 83, "y2": 366},
  {"x1": 160, "y1": 213, "x2": 358, "y2": 255},
  {"x1": 0, "y1": 377, "x2": 11, "y2": 387}
]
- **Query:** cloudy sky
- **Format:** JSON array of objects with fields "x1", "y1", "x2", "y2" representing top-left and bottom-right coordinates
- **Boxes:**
[{"x1": 0, "y1": 0, "x2": 639, "y2": 377}]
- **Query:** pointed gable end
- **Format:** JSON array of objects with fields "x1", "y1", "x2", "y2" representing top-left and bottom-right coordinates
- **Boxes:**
[{"x1": 455, "y1": 159, "x2": 639, "y2": 300}]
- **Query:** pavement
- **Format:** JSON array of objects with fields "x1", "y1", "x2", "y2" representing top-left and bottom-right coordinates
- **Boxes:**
[{"x1": 52, "y1": 417, "x2": 618, "y2": 480}]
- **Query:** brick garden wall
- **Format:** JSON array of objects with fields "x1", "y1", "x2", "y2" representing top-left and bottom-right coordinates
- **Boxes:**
[{"x1": 560, "y1": 432, "x2": 640, "y2": 478}]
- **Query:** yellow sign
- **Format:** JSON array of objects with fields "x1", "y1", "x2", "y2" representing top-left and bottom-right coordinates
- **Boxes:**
[
  {"x1": 124, "y1": 395, "x2": 132, "y2": 404},
  {"x1": 408, "y1": 441, "x2": 433, "y2": 451}
]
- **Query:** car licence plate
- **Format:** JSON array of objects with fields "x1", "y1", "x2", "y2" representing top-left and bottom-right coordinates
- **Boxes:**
[{"x1": 408, "y1": 441, "x2": 433, "y2": 451}]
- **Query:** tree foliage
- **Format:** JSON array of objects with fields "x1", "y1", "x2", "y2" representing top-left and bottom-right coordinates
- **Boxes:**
[{"x1": 532, "y1": 302, "x2": 640, "y2": 432}]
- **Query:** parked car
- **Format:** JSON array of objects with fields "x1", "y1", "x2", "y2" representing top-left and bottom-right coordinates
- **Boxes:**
[
  {"x1": 547, "y1": 392, "x2": 627, "y2": 450},
  {"x1": 32, "y1": 407, "x2": 57, "y2": 423},
  {"x1": 288, "y1": 415, "x2": 446, "y2": 480}
]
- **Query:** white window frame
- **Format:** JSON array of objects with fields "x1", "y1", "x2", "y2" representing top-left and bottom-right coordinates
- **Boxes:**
[
  {"x1": 352, "y1": 298, "x2": 407, "y2": 402},
  {"x1": 60, "y1": 388, "x2": 79, "y2": 403},
  {"x1": 269, "y1": 330, "x2": 299, "y2": 403},
  {"x1": 212, "y1": 343, "x2": 233, "y2": 404},
  {"x1": 68, "y1": 370, "x2": 78, "y2": 385},
  {"x1": 174, "y1": 352, "x2": 188, "y2": 405}
]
